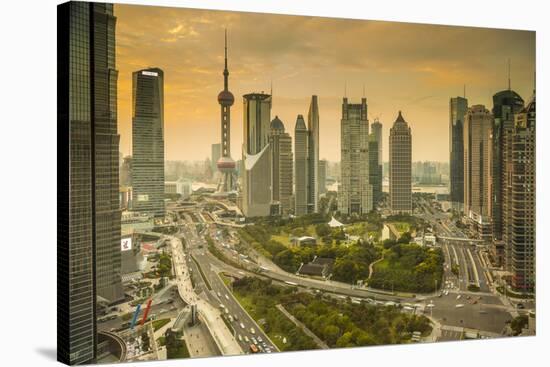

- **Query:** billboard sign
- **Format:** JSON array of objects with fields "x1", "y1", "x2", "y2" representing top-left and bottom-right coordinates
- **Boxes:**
[{"x1": 121, "y1": 237, "x2": 132, "y2": 252}]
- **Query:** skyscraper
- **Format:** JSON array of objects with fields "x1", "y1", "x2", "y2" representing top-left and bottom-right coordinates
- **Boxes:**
[
  {"x1": 371, "y1": 118, "x2": 383, "y2": 166},
  {"x1": 307, "y1": 95, "x2": 320, "y2": 213},
  {"x1": 240, "y1": 93, "x2": 272, "y2": 217},
  {"x1": 338, "y1": 97, "x2": 372, "y2": 215},
  {"x1": 491, "y1": 89, "x2": 524, "y2": 242},
  {"x1": 269, "y1": 116, "x2": 293, "y2": 215},
  {"x1": 294, "y1": 115, "x2": 308, "y2": 216},
  {"x1": 131, "y1": 68, "x2": 165, "y2": 218},
  {"x1": 216, "y1": 30, "x2": 237, "y2": 194},
  {"x1": 368, "y1": 134, "x2": 382, "y2": 206},
  {"x1": 463, "y1": 105, "x2": 493, "y2": 240},
  {"x1": 369, "y1": 119, "x2": 383, "y2": 206},
  {"x1": 58, "y1": 2, "x2": 122, "y2": 364},
  {"x1": 502, "y1": 91, "x2": 535, "y2": 293},
  {"x1": 389, "y1": 111, "x2": 412, "y2": 214},
  {"x1": 318, "y1": 159, "x2": 327, "y2": 195},
  {"x1": 449, "y1": 96, "x2": 468, "y2": 211}
]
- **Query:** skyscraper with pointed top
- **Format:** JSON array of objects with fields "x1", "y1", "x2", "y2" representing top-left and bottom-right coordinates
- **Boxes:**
[
  {"x1": 389, "y1": 111, "x2": 412, "y2": 214},
  {"x1": 216, "y1": 30, "x2": 237, "y2": 194}
]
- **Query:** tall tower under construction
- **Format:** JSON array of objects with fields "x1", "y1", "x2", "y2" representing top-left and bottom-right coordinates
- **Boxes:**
[{"x1": 216, "y1": 30, "x2": 237, "y2": 194}]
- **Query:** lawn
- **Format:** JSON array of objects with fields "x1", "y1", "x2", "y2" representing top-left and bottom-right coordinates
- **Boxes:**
[
  {"x1": 390, "y1": 222, "x2": 410, "y2": 234},
  {"x1": 152, "y1": 318, "x2": 171, "y2": 331}
]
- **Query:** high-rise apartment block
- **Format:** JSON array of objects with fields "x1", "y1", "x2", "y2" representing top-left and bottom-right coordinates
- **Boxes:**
[
  {"x1": 131, "y1": 68, "x2": 165, "y2": 218},
  {"x1": 389, "y1": 111, "x2": 412, "y2": 214}
]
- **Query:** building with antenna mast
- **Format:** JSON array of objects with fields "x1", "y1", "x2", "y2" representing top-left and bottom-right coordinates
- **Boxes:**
[
  {"x1": 491, "y1": 59, "x2": 524, "y2": 249},
  {"x1": 216, "y1": 29, "x2": 237, "y2": 195}
]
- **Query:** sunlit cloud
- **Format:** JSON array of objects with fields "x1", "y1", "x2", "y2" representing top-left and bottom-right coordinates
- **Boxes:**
[{"x1": 114, "y1": 4, "x2": 535, "y2": 163}]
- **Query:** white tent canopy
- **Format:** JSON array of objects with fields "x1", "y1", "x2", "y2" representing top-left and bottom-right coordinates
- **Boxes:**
[{"x1": 328, "y1": 216, "x2": 344, "y2": 228}]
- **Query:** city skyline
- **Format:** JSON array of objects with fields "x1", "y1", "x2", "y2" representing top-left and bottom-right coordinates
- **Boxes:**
[{"x1": 114, "y1": 4, "x2": 535, "y2": 163}]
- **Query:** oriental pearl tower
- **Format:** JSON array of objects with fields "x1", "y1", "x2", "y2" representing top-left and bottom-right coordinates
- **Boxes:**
[{"x1": 216, "y1": 29, "x2": 236, "y2": 194}]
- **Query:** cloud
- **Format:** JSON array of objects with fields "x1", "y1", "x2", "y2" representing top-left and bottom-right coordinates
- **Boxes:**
[{"x1": 114, "y1": 3, "x2": 535, "y2": 162}]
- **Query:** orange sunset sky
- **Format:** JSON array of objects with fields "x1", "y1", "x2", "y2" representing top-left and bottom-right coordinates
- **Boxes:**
[{"x1": 114, "y1": 3, "x2": 535, "y2": 163}]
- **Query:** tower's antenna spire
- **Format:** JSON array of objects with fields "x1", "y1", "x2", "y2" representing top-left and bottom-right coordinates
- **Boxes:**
[
  {"x1": 507, "y1": 58, "x2": 511, "y2": 90},
  {"x1": 344, "y1": 82, "x2": 347, "y2": 98},
  {"x1": 362, "y1": 83, "x2": 365, "y2": 97},
  {"x1": 223, "y1": 28, "x2": 229, "y2": 90}
]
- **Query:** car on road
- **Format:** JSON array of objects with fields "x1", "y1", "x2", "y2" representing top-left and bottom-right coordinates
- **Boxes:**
[
  {"x1": 258, "y1": 336, "x2": 263, "y2": 343},
  {"x1": 233, "y1": 314, "x2": 239, "y2": 321},
  {"x1": 250, "y1": 327, "x2": 256, "y2": 334},
  {"x1": 240, "y1": 322, "x2": 245, "y2": 329},
  {"x1": 456, "y1": 304, "x2": 464, "y2": 308},
  {"x1": 244, "y1": 336, "x2": 250, "y2": 343},
  {"x1": 217, "y1": 292, "x2": 221, "y2": 297},
  {"x1": 228, "y1": 315, "x2": 234, "y2": 322},
  {"x1": 238, "y1": 334, "x2": 243, "y2": 342},
  {"x1": 225, "y1": 294, "x2": 230, "y2": 300},
  {"x1": 251, "y1": 337, "x2": 257, "y2": 345}
]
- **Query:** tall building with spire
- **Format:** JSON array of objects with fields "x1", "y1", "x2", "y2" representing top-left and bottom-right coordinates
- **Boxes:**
[
  {"x1": 294, "y1": 115, "x2": 308, "y2": 216},
  {"x1": 450, "y1": 96, "x2": 468, "y2": 212},
  {"x1": 307, "y1": 95, "x2": 320, "y2": 213},
  {"x1": 338, "y1": 97, "x2": 372, "y2": 215},
  {"x1": 240, "y1": 93, "x2": 272, "y2": 217},
  {"x1": 270, "y1": 116, "x2": 293, "y2": 215},
  {"x1": 491, "y1": 81, "x2": 524, "y2": 242},
  {"x1": 463, "y1": 105, "x2": 493, "y2": 240},
  {"x1": 389, "y1": 111, "x2": 412, "y2": 214},
  {"x1": 216, "y1": 30, "x2": 237, "y2": 194}
]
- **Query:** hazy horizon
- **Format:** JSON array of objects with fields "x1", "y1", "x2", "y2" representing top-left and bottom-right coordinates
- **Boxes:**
[{"x1": 115, "y1": 4, "x2": 535, "y2": 163}]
